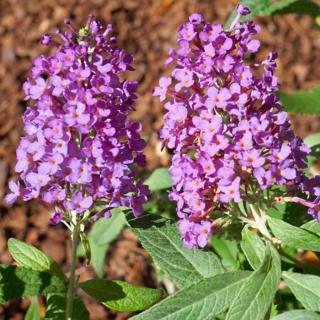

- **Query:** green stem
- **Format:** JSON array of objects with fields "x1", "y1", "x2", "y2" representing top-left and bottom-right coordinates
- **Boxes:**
[{"x1": 65, "y1": 221, "x2": 79, "y2": 320}]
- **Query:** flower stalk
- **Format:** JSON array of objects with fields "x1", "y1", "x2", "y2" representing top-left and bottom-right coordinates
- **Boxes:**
[{"x1": 65, "y1": 214, "x2": 80, "y2": 320}]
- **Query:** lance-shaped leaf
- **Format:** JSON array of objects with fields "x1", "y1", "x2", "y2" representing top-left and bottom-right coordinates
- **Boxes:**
[
  {"x1": 0, "y1": 264, "x2": 66, "y2": 303},
  {"x1": 45, "y1": 294, "x2": 89, "y2": 320},
  {"x1": 145, "y1": 168, "x2": 172, "y2": 192},
  {"x1": 274, "y1": 0, "x2": 320, "y2": 16},
  {"x1": 301, "y1": 220, "x2": 320, "y2": 235},
  {"x1": 280, "y1": 87, "x2": 320, "y2": 115},
  {"x1": 80, "y1": 279, "x2": 162, "y2": 312},
  {"x1": 128, "y1": 214, "x2": 224, "y2": 288},
  {"x1": 90, "y1": 210, "x2": 126, "y2": 246},
  {"x1": 89, "y1": 241, "x2": 109, "y2": 278},
  {"x1": 304, "y1": 133, "x2": 320, "y2": 149},
  {"x1": 131, "y1": 271, "x2": 251, "y2": 320},
  {"x1": 7, "y1": 238, "x2": 64, "y2": 279},
  {"x1": 211, "y1": 236, "x2": 240, "y2": 271},
  {"x1": 271, "y1": 310, "x2": 320, "y2": 320},
  {"x1": 25, "y1": 298, "x2": 41, "y2": 320},
  {"x1": 240, "y1": 226, "x2": 265, "y2": 270},
  {"x1": 226, "y1": 244, "x2": 281, "y2": 320},
  {"x1": 282, "y1": 272, "x2": 320, "y2": 312},
  {"x1": 268, "y1": 217, "x2": 320, "y2": 252}
]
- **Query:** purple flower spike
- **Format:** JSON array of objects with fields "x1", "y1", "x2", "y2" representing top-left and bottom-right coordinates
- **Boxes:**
[
  {"x1": 6, "y1": 16, "x2": 149, "y2": 224},
  {"x1": 156, "y1": 12, "x2": 315, "y2": 249}
]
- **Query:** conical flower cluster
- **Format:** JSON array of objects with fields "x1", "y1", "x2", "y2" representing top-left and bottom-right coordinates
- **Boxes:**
[
  {"x1": 155, "y1": 6, "x2": 316, "y2": 248},
  {"x1": 6, "y1": 17, "x2": 149, "y2": 223}
]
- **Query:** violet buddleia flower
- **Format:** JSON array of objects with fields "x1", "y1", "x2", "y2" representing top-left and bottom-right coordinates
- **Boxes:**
[
  {"x1": 5, "y1": 181, "x2": 20, "y2": 205},
  {"x1": 6, "y1": 16, "x2": 148, "y2": 222},
  {"x1": 50, "y1": 211, "x2": 63, "y2": 225},
  {"x1": 155, "y1": 9, "x2": 315, "y2": 248}
]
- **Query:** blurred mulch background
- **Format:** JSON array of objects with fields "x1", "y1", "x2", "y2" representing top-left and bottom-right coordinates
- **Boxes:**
[{"x1": 0, "y1": 0, "x2": 319, "y2": 319}]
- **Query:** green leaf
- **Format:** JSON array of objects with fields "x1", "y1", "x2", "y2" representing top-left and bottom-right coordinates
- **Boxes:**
[
  {"x1": 225, "y1": 0, "x2": 298, "y2": 28},
  {"x1": 240, "y1": 227, "x2": 265, "y2": 270},
  {"x1": 301, "y1": 220, "x2": 320, "y2": 235},
  {"x1": 45, "y1": 294, "x2": 89, "y2": 320},
  {"x1": 268, "y1": 217, "x2": 320, "y2": 252},
  {"x1": 80, "y1": 279, "x2": 162, "y2": 312},
  {"x1": 145, "y1": 168, "x2": 172, "y2": 192},
  {"x1": 267, "y1": 203, "x2": 287, "y2": 220},
  {"x1": 8, "y1": 238, "x2": 65, "y2": 279},
  {"x1": 272, "y1": 310, "x2": 320, "y2": 320},
  {"x1": 0, "y1": 264, "x2": 66, "y2": 303},
  {"x1": 283, "y1": 272, "x2": 320, "y2": 312},
  {"x1": 304, "y1": 134, "x2": 320, "y2": 149},
  {"x1": 79, "y1": 231, "x2": 91, "y2": 265},
  {"x1": 226, "y1": 244, "x2": 281, "y2": 320},
  {"x1": 129, "y1": 214, "x2": 224, "y2": 288},
  {"x1": 78, "y1": 210, "x2": 126, "y2": 277},
  {"x1": 90, "y1": 241, "x2": 108, "y2": 278},
  {"x1": 131, "y1": 271, "x2": 251, "y2": 320},
  {"x1": 211, "y1": 236, "x2": 240, "y2": 270},
  {"x1": 90, "y1": 210, "x2": 126, "y2": 246},
  {"x1": 273, "y1": 0, "x2": 320, "y2": 17},
  {"x1": 303, "y1": 134, "x2": 320, "y2": 174},
  {"x1": 280, "y1": 87, "x2": 320, "y2": 115},
  {"x1": 270, "y1": 303, "x2": 279, "y2": 318},
  {"x1": 266, "y1": 0, "x2": 315, "y2": 14},
  {"x1": 25, "y1": 298, "x2": 41, "y2": 320}
]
